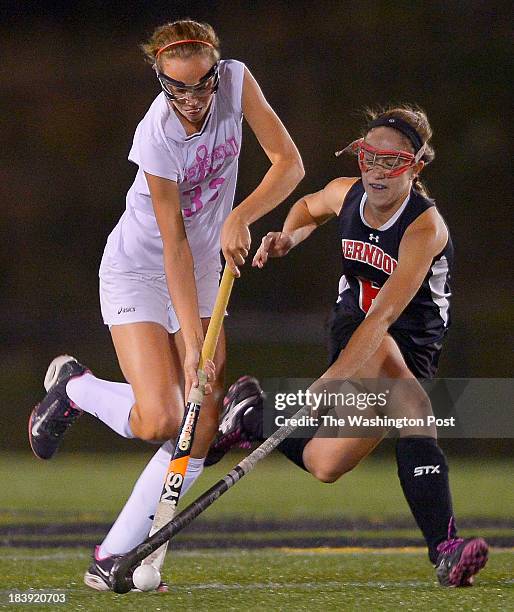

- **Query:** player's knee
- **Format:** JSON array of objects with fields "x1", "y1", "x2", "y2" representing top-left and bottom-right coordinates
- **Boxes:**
[
  {"x1": 309, "y1": 462, "x2": 344, "y2": 483},
  {"x1": 132, "y1": 403, "x2": 182, "y2": 442},
  {"x1": 310, "y1": 465, "x2": 341, "y2": 483},
  {"x1": 309, "y1": 457, "x2": 360, "y2": 483}
]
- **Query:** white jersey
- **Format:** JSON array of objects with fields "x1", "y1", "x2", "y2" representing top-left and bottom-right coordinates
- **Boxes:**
[{"x1": 100, "y1": 59, "x2": 245, "y2": 274}]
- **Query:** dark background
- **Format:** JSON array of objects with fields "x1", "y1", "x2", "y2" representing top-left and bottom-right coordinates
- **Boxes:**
[{"x1": 1, "y1": 1, "x2": 512, "y2": 451}]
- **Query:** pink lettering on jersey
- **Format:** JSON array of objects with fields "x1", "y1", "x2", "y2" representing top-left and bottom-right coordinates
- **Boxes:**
[
  {"x1": 182, "y1": 185, "x2": 203, "y2": 217},
  {"x1": 182, "y1": 177, "x2": 227, "y2": 218},
  {"x1": 185, "y1": 136, "x2": 240, "y2": 184}
]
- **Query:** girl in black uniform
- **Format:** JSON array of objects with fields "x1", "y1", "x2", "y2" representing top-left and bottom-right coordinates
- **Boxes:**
[{"x1": 212, "y1": 105, "x2": 488, "y2": 587}]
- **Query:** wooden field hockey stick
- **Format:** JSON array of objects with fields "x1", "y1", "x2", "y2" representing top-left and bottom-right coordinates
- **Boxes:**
[
  {"x1": 133, "y1": 267, "x2": 235, "y2": 580},
  {"x1": 111, "y1": 403, "x2": 309, "y2": 593}
]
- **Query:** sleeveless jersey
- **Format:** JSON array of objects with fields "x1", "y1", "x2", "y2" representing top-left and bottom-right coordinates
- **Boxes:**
[
  {"x1": 336, "y1": 180, "x2": 453, "y2": 345},
  {"x1": 100, "y1": 59, "x2": 245, "y2": 274}
]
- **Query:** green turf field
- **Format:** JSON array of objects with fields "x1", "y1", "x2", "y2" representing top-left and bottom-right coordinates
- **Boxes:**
[
  {"x1": 1, "y1": 452, "x2": 512, "y2": 522},
  {"x1": 0, "y1": 452, "x2": 512, "y2": 610},
  {"x1": 1, "y1": 548, "x2": 512, "y2": 611}
]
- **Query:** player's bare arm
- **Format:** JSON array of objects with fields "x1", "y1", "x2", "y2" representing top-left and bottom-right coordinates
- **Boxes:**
[
  {"x1": 145, "y1": 171, "x2": 214, "y2": 392},
  {"x1": 253, "y1": 177, "x2": 358, "y2": 267},
  {"x1": 221, "y1": 67, "x2": 304, "y2": 276},
  {"x1": 324, "y1": 207, "x2": 448, "y2": 380}
]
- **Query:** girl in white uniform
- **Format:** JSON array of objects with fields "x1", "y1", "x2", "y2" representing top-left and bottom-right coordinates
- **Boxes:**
[{"x1": 28, "y1": 19, "x2": 304, "y2": 590}]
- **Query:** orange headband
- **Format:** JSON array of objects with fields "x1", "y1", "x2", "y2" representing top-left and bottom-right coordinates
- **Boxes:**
[{"x1": 156, "y1": 39, "x2": 215, "y2": 57}]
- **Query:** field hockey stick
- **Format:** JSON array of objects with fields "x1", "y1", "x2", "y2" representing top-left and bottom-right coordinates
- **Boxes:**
[
  {"x1": 133, "y1": 267, "x2": 234, "y2": 578},
  {"x1": 111, "y1": 403, "x2": 309, "y2": 592}
]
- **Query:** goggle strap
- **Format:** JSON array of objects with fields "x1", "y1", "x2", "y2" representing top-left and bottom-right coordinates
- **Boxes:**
[
  {"x1": 414, "y1": 142, "x2": 427, "y2": 163},
  {"x1": 334, "y1": 138, "x2": 362, "y2": 157}
]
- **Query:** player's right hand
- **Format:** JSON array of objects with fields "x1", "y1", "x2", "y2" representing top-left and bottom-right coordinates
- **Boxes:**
[
  {"x1": 221, "y1": 210, "x2": 251, "y2": 278},
  {"x1": 252, "y1": 232, "x2": 293, "y2": 268}
]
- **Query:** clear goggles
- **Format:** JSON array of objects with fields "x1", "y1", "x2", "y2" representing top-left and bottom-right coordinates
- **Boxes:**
[
  {"x1": 336, "y1": 138, "x2": 425, "y2": 178},
  {"x1": 155, "y1": 62, "x2": 220, "y2": 103}
]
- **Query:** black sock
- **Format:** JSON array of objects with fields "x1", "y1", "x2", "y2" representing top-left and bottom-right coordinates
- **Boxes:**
[
  {"x1": 276, "y1": 437, "x2": 310, "y2": 471},
  {"x1": 396, "y1": 437, "x2": 455, "y2": 563}
]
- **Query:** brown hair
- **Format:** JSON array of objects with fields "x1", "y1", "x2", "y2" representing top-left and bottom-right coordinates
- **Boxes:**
[
  {"x1": 141, "y1": 19, "x2": 221, "y2": 66},
  {"x1": 364, "y1": 105, "x2": 435, "y2": 197}
]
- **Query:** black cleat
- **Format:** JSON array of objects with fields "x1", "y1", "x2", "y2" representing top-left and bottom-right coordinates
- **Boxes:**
[
  {"x1": 84, "y1": 546, "x2": 168, "y2": 592},
  {"x1": 28, "y1": 355, "x2": 87, "y2": 460},
  {"x1": 435, "y1": 519, "x2": 489, "y2": 587},
  {"x1": 205, "y1": 376, "x2": 264, "y2": 467}
]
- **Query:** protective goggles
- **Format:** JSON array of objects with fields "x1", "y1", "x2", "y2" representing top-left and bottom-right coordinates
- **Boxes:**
[
  {"x1": 155, "y1": 62, "x2": 219, "y2": 103},
  {"x1": 336, "y1": 138, "x2": 426, "y2": 178}
]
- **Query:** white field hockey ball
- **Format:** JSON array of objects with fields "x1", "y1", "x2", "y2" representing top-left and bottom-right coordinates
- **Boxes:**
[{"x1": 132, "y1": 564, "x2": 161, "y2": 591}]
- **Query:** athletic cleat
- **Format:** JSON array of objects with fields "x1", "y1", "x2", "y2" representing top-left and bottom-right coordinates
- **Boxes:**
[
  {"x1": 205, "y1": 375, "x2": 264, "y2": 467},
  {"x1": 28, "y1": 355, "x2": 88, "y2": 460},
  {"x1": 84, "y1": 546, "x2": 168, "y2": 592},
  {"x1": 435, "y1": 519, "x2": 489, "y2": 587}
]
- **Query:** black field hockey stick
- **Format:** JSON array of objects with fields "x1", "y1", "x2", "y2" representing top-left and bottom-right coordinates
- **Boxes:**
[
  {"x1": 118, "y1": 266, "x2": 235, "y2": 588},
  {"x1": 111, "y1": 403, "x2": 309, "y2": 593}
]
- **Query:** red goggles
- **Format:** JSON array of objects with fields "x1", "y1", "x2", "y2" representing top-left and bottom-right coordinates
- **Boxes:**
[{"x1": 336, "y1": 138, "x2": 425, "y2": 178}]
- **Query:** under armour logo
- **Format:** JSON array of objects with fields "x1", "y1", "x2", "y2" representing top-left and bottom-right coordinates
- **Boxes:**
[{"x1": 369, "y1": 233, "x2": 379, "y2": 243}]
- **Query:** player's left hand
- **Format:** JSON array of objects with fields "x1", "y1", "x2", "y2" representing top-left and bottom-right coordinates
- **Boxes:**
[
  {"x1": 221, "y1": 210, "x2": 251, "y2": 277},
  {"x1": 184, "y1": 351, "x2": 216, "y2": 400},
  {"x1": 252, "y1": 231, "x2": 293, "y2": 267}
]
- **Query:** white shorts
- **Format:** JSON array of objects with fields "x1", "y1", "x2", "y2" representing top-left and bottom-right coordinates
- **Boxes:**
[{"x1": 99, "y1": 260, "x2": 222, "y2": 333}]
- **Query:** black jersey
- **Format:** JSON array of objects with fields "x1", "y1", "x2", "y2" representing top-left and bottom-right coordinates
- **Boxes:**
[{"x1": 336, "y1": 180, "x2": 453, "y2": 345}]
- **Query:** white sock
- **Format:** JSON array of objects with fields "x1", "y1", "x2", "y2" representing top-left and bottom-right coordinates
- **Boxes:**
[
  {"x1": 99, "y1": 441, "x2": 205, "y2": 557},
  {"x1": 66, "y1": 373, "x2": 135, "y2": 438}
]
